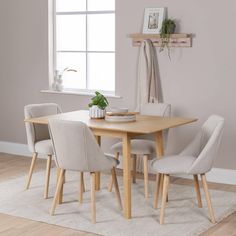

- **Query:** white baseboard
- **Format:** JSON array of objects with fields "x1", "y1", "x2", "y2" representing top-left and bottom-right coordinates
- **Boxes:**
[
  {"x1": 177, "y1": 168, "x2": 236, "y2": 185},
  {"x1": 0, "y1": 141, "x2": 45, "y2": 159},
  {"x1": 0, "y1": 141, "x2": 31, "y2": 157},
  {"x1": 0, "y1": 141, "x2": 236, "y2": 185}
]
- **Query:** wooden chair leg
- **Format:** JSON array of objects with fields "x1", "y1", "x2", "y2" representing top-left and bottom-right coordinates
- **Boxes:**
[
  {"x1": 159, "y1": 174, "x2": 164, "y2": 198},
  {"x1": 160, "y1": 174, "x2": 170, "y2": 225},
  {"x1": 201, "y1": 174, "x2": 216, "y2": 223},
  {"x1": 95, "y1": 172, "x2": 101, "y2": 191},
  {"x1": 50, "y1": 169, "x2": 65, "y2": 215},
  {"x1": 56, "y1": 168, "x2": 60, "y2": 187},
  {"x1": 193, "y1": 174, "x2": 202, "y2": 208},
  {"x1": 44, "y1": 155, "x2": 52, "y2": 199},
  {"x1": 59, "y1": 174, "x2": 65, "y2": 204},
  {"x1": 159, "y1": 174, "x2": 169, "y2": 202},
  {"x1": 154, "y1": 173, "x2": 161, "y2": 209},
  {"x1": 111, "y1": 167, "x2": 123, "y2": 210},
  {"x1": 143, "y1": 155, "x2": 149, "y2": 199},
  {"x1": 81, "y1": 172, "x2": 85, "y2": 192},
  {"x1": 108, "y1": 152, "x2": 119, "y2": 192},
  {"x1": 90, "y1": 172, "x2": 96, "y2": 224},
  {"x1": 132, "y1": 155, "x2": 137, "y2": 183},
  {"x1": 25, "y1": 152, "x2": 38, "y2": 189},
  {"x1": 79, "y1": 172, "x2": 84, "y2": 203},
  {"x1": 56, "y1": 168, "x2": 65, "y2": 204}
]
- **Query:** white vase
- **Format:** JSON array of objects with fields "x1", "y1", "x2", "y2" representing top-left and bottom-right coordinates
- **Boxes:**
[
  {"x1": 89, "y1": 105, "x2": 106, "y2": 119},
  {"x1": 52, "y1": 73, "x2": 64, "y2": 92},
  {"x1": 56, "y1": 77, "x2": 64, "y2": 91}
]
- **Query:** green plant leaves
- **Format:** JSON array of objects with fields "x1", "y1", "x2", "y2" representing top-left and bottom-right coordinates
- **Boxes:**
[
  {"x1": 160, "y1": 19, "x2": 176, "y2": 59},
  {"x1": 160, "y1": 19, "x2": 176, "y2": 36},
  {"x1": 88, "y1": 91, "x2": 109, "y2": 110}
]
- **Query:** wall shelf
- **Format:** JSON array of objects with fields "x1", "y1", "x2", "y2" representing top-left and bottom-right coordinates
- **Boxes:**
[{"x1": 128, "y1": 33, "x2": 192, "y2": 48}]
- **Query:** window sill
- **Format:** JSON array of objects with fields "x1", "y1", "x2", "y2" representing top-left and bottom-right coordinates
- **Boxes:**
[{"x1": 41, "y1": 89, "x2": 122, "y2": 99}]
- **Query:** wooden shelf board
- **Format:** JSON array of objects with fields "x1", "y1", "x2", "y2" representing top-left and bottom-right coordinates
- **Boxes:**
[
  {"x1": 128, "y1": 33, "x2": 190, "y2": 39},
  {"x1": 128, "y1": 33, "x2": 192, "y2": 48}
]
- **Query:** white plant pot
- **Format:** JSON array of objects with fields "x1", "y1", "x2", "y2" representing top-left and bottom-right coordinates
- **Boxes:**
[{"x1": 89, "y1": 105, "x2": 106, "y2": 119}]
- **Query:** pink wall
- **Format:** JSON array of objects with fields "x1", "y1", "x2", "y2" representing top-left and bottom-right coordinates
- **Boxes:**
[{"x1": 0, "y1": 0, "x2": 236, "y2": 169}]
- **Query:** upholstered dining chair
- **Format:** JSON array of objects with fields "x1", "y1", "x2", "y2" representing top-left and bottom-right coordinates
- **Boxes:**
[
  {"x1": 48, "y1": 119, "x2": 122, "y2": 224},
  {"x1": 109, "y1": 103, "x2": 171, "y2": 199},
  {"x1": 151, "y1": 115, "x2": 224, "y2": 224},
  {"x1": 24, "y1": 103, "x2": 62, "y2": 199}
]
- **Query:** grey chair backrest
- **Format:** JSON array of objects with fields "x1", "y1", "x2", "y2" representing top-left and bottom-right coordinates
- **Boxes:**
[
  {"x1": 140, "y1": 103, "x2": 171, "y2": 117},
  {"x1": 180, "y1": 115, "x2": 224, "y2": 174},
  {"x1": 140, "y1": 103, "x2": 171, "y2": 147},
  {"x1": 24, "y1": 103, "x2": 62, "y2": 153},
  {"x1": 49, "y1": 119, "x2": 113, "y2": 172}
]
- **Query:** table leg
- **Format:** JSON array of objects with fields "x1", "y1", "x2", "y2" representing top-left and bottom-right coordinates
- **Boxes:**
[
  {"x1": 95, "y1": 136, "x2": 101, "y2": 191},
  {"x1": 155, "y1": 131, "x2": 165, "y2": 200},
  {"x1": 123, "y1": 133, "x2": 131, "y2": 219},
  {"x1": 156, "y1": 131, "x2": 164, "y2": 158}
]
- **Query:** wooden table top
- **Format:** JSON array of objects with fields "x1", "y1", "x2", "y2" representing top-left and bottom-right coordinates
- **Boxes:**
[{"x1": 24, "y1": 110, "x2": 197, "y2": 134}]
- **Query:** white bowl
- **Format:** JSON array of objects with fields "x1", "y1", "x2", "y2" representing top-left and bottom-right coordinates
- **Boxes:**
[
  {"x1": 105, "y1": 115, "x2": 136, "y2": 123},
  {"x1": 110, "y1": 107, "x2": 128, "y2": 113}
]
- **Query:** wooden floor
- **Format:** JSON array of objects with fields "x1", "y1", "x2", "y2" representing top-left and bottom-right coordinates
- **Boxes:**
[{"x1": 0, "y1": 153, "x2": 236, "y2": 236}]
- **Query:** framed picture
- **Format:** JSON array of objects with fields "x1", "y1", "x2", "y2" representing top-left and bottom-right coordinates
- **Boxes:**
[{"x1": 143, "y1": 8, "x2": 166, "y2": 34}]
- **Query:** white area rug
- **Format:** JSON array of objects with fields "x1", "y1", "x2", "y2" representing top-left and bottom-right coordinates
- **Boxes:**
[{"x1": 0, "y1": 169, "x2": 236, "y2": 236}]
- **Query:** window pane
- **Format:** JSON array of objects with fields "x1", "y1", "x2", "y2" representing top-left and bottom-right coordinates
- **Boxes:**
[
  {"x1": 56, "y1": 0, "x2": 86, "y2": 12},
  {"x1": 88, "y1": 0, "x2": 115, "y2": 11},
  {"x1": 87, "y1": 14, "x2": 115, "y2": 51},
  {"x1": 57, "y1": 52, "x2": 86, "y2": 89},
  {"x1": 56, "y1": 15, "x2": 86, "y2": 51},
  {"x1": 87, "y1": 53, "x2": 115, "y2": 91}
]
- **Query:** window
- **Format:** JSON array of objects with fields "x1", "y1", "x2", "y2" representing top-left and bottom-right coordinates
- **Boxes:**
[{"x1": 54, "y1": 0, "x2": 115, "y2": 93}]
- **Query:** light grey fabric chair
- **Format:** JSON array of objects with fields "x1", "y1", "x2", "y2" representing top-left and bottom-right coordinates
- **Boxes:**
[
  {"x1": 24, "y1": 103, "x2": 62, "y2": 199},
  {"x1": 48, "y1": 119, "x2": 122, "y2": 224},
  {"x1": 109, "y1": 103, "x2": 171, "y2": 199},
  {"x1": 150, "y1": 115, "x2": 224, "y2": 224}
]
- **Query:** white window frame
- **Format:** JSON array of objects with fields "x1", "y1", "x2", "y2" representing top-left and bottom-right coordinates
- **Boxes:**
[{"x1": 52, "y1": 0, "x2": 116, "y2": 95}]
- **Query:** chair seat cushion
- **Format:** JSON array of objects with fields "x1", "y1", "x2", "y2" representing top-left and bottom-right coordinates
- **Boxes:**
[
  {"x1": 150, "y1": 155, "x2": 197, "y2": 175},
  {"x1": 111, "y1": 139, "x2": 156, "y2": 155},
  {"x1": 35, "y1": 139, "x2": 53, "y2": 155}
]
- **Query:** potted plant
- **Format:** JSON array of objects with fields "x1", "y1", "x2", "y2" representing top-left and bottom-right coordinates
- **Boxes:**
[
  {"x1": 88, "y1": 91, "x2": 109, "y2": 118},
  {"x1": 159, "y1": 19, "x2": 176, "y2": 59}
]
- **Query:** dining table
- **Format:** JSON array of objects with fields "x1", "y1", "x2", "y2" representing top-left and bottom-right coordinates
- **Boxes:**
[{"x1": 24, "y1": 109, "x2": 197, "y2": 219}]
